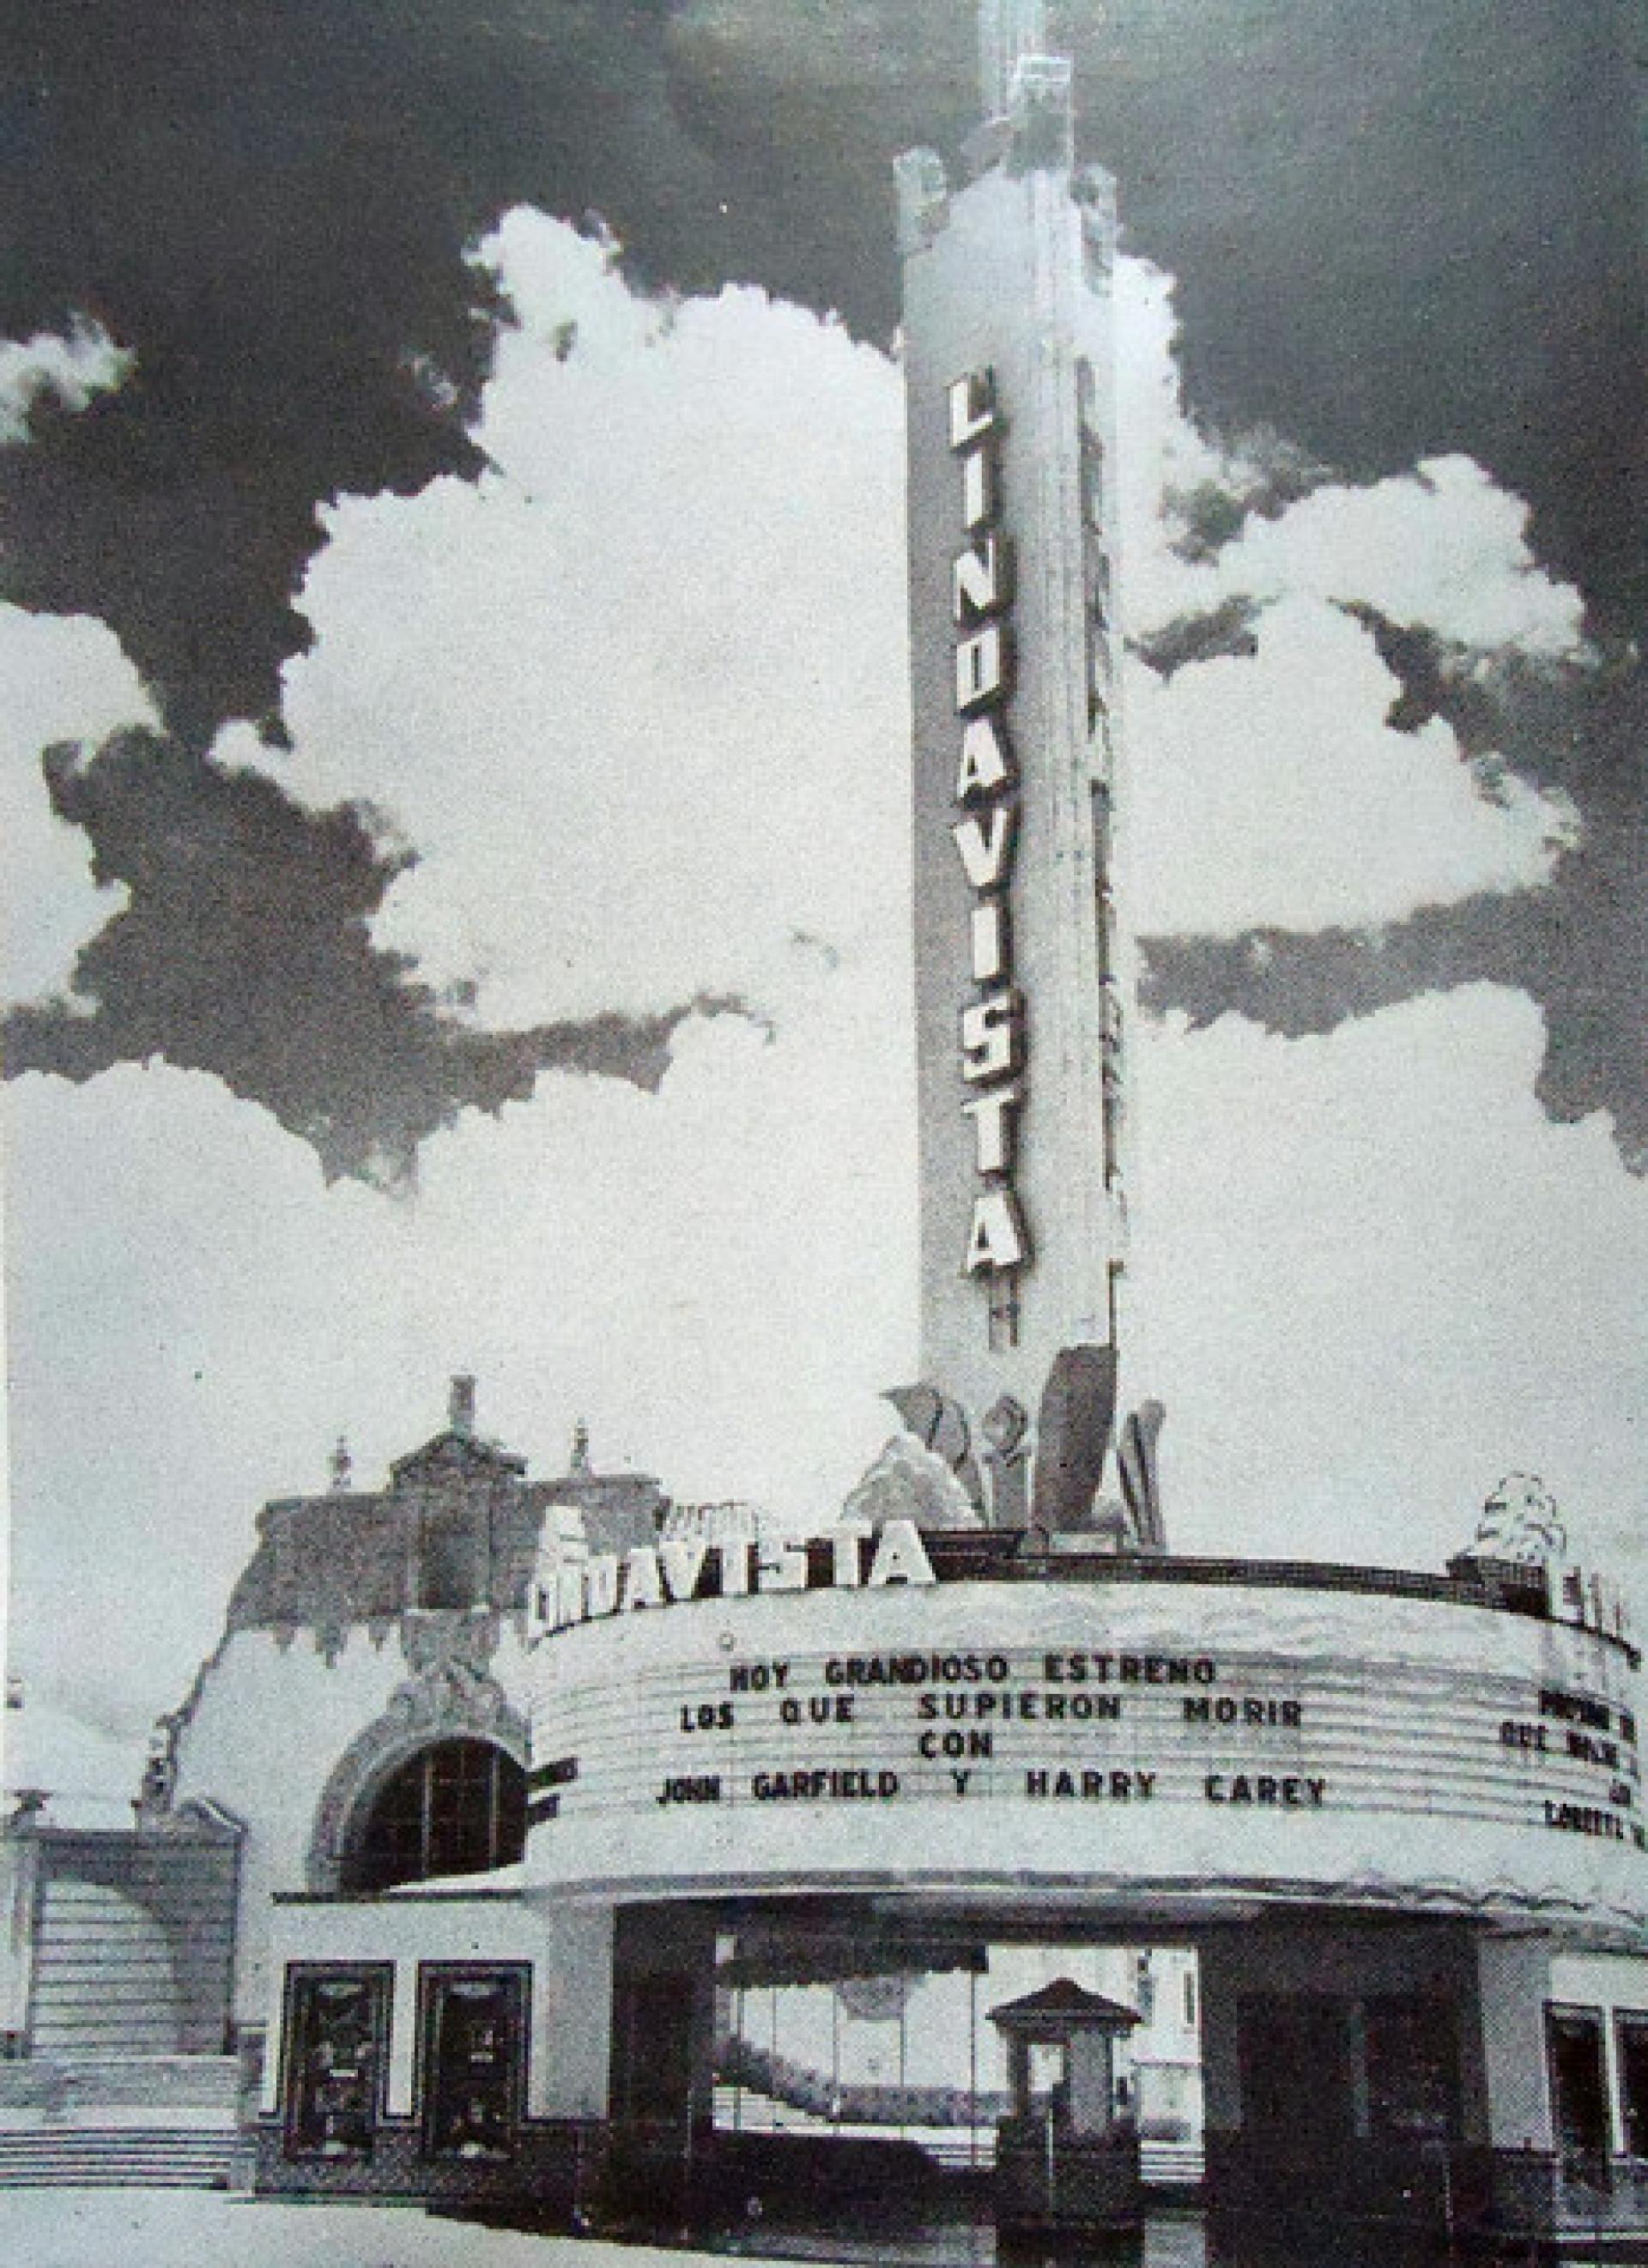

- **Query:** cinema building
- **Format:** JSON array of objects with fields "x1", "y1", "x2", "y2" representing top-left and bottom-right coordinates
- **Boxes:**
[
  {"x1": 7, "y1": 5, "x2": 1646, "y2": 2258},
  {"x1": 17, "y1": 1393, "x2": 1636, "y2": 2259}
]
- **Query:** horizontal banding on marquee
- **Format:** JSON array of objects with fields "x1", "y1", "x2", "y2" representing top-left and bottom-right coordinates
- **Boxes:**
[{"x1": 948, "y1": 367, "x2": 1028, "y2": 1287}]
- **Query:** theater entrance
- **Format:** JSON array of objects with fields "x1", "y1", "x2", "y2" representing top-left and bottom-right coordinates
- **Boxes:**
[
  {"x1": 601, "y1": 1898, "x2": 1523, "y2": 2259},
  {"x1": 712, "y1": 1933, "x2": 1198, "y2": 2185},
  {"x1": 603, "y1": 1904, "x2": 1203, "y2": 2246}
]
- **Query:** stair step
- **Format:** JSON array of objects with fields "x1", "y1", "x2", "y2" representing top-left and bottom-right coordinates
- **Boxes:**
[
  {"x1": 0, "y1": 2145, "x2": 234, "y2": 2158},
  {"x1": 0, "y1": 2171, "x2": 234, "y2": 2188},
  {"x1": 0, "y1": 2127, "x2": 237, "y2": 2190},
  {"x1": 0, "y1": 2132, "x2": 234, "y2": 2146},
  {"x1": 0, "y1": 2056, "x2": 240, "y2": 2114}
]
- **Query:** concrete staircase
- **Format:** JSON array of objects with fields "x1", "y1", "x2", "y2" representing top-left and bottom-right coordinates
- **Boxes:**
[{"x1": 0, "y1": 2055, "x2": 239, "y2": 2188}]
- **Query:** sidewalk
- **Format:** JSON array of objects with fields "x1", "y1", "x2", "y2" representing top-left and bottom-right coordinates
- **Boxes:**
[
  {"x1": 0, "y1": 2185, "x2": 1221, "y2": 2268},
  {"x1": 0, "y1": 2188, "x2": 821, "y2": 2268}
]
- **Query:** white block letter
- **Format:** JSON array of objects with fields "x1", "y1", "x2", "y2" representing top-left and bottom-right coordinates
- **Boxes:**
[
  {"x1": 963, "y1": 1086, "x2": 1020, "y2": 1174},
  {"x1": 953, "y1": 535, "x2": 1009, "y2": 624},
  {"x1": 867, "y1": 1518, "x2": 937, "y2": 1588},
  {"x1": 955, "y1": 624, "x2": 1007, "y2": 712},
  {"x1": 961, "y1": 989, "x2": 1023, "y2": 1084},
  {"x1": 757, "y1": 1540, "x2": 809, "y2": 1593},
  {"x1": 831, "y1": 1524, "x2": 870, "y2": 1588},
  {"x1": 952, "y1": 802, "x2": 1015, "y2": 890},
  {"x1": 623, "y1": 1546, "x2": 663, "y2": 1611},
  {"x1": 948, "y1": 369, "x2": 996, "y2": 451},
  {"x1": 584, "y1": 1554, "x2": 620, "y2": 1618},
  {"x1": 955, "y1": 714, "x2": 1013, "y2": 800},
  {"x1": 963, "y1": 1187, "x2": 1028, "y2": 1274},
  {"x1": 660, "y1": 1537, "x2": 709, "y2": 1602},
  {"x1": 962, "y1": 443, "x2": 996, "y2": 532}
]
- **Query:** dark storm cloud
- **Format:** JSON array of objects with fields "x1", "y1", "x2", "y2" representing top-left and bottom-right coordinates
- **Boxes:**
[
  {"x1": 3, "y1": 0, "x2": 1642, "y2": 1166},
  {"x1": 6, "y1": 0, "x2": 1639, "y2": 738},
  {"x1": 1338, "y1": 605, "x2": 1611, "y2": 798},
  {"x1": 2, "y1": 2, "x2": 682, "y2": 741},
  {"x1": 1134, "y1": 594, "x2": 1263, "y2": 680},
  {"x1": 1163, "y1": 429, "x2": 1336, "y2": 565},
  {"x1": 1144, "y1": 887, "x2": 1648, "y2": 1177},
  {"x1": 3, "y1": 731, "x2": 743, "y2": 1186},
  {"x1": 672, "y1": 0, "x2": 1644, "y2": 621}
]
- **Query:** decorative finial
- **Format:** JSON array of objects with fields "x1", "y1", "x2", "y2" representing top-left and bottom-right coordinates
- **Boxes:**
[
  {"x1": 569, "y1": 1417, "x2": 591, "y2": 1476},
  {"x1": 136, "y1": 1717, "x2": 178, "y2": 1816},
  {"x1": 1473, "y1": 1473, "x2": 1566, "y2": 1565},
  {"x1": 329, "y1": 1434, "x2": 353, "y2": 1491},
  {"x1": 448, "y1": 1373, "x2": 476, "y2": 1437}
]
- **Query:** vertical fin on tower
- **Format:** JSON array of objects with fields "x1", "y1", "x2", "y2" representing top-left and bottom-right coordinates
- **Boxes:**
[
  {"x1": 1118, "y1": 1401, "x2": 1167, "y2": 1553},
  {"x1": 883, "y1": 1382, "x2": 986, "y2": 1512},
  {"x1": 1031, "y1": 1344, "x2": 1118, "y2": 1537},
  {"x1": 1006, "y1": 55, "x2": 1074, "y2": 175}
]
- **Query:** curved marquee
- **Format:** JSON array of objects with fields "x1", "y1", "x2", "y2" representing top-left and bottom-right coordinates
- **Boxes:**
[{"x1": 524, "y1": 1574, "x2": 1648, "y2": 1937}]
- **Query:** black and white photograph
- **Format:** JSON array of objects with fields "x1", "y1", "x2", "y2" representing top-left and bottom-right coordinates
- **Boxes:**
[{"x1": 1, "y1": 3, "x2": 1644, "y2": 2261}]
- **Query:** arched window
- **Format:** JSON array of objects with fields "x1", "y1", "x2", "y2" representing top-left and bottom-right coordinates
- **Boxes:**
[{"x1": 342, "y1": 1739, "x2": 526, "y2": 1892}]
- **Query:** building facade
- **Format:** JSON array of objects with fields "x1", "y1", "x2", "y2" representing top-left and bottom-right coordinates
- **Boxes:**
[{"x1": 244, "y1": 1513, "x2": 1648, "y2": 2252}]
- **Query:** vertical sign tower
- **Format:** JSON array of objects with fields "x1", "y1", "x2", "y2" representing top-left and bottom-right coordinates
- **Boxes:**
[{"x1": 896, "y1": 5, "x2": 1138, "y2": 1531}]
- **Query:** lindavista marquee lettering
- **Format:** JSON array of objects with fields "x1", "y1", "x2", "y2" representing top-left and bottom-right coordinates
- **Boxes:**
[{"x1": 527, "y1": 1518, "x2": 936, "y2": 1639}]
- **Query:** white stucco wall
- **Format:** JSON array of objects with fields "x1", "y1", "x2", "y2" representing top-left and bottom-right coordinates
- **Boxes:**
[
  {"x1": 1480, "y1": 1935, "x2": 1556, "y2": 2150},
  {"x1": 171, "y1": 1618, "x2": 539, "y2": 2021}
]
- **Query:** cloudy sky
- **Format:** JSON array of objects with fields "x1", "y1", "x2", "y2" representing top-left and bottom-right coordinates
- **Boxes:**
[{"x1": 2, "y1": 1, "x2": 1644, "y2": 1802}]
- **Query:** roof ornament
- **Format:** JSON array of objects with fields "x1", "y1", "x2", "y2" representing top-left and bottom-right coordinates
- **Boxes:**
[
  {"x1": 448, "y1": 1373, "x2": 476, "y2": 1438},
  {"x1": 1472, "y1": 1473, "x2": 1566, "y2": 1565},
  {"x1": 329, "y1": 1434, "x2": 353, "y2": 1491},
  {"x1": 978, "y1": 0, "x2": 1049, "y2": 120},
  {"x1": 569, "y1": 1417, "x2": 591, "y2": 1476}
]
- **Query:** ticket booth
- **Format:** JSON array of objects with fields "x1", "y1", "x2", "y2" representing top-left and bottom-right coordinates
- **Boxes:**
[{"x1": 989, "y1": 1977, "x2": 1142, "y2": 2244}]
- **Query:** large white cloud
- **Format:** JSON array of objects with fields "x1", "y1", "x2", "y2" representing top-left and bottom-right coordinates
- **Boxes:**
[
  {"x1": 6, "y1": 977, "x2": 1645, "y2": 1796},
  {"x1": 247, "y1": 211, "x2": 912, "y2": 1032},
  {"x1": 1124, "y1": 595, "x2": 1576, "y2": 938},
  {"x1": 1225, "y1": 453, "x2": 1588, "y2": 656},
  {"x1": 1130, "y1": 984, "x2": 1648, "y2": 1579},
  {"x1": 1112, "y1": 262, "x2": 1587, "y2": 658},
  {"x1": 0, "y1": 608, "x2": 153, "y2": 1002},
  {"x1": 1110, "y1": 259, "x2": 1580, "y2": 940}
]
